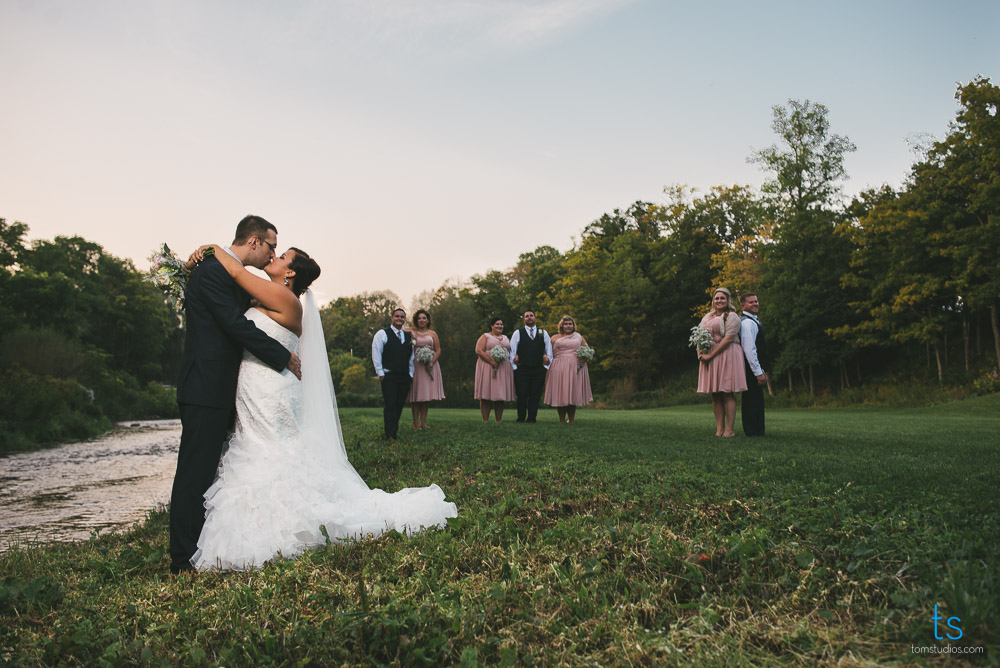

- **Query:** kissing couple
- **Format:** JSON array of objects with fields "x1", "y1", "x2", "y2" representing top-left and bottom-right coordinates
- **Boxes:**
[{"x1": 168, "y1": 215, "x2": 457, "y2": 573}]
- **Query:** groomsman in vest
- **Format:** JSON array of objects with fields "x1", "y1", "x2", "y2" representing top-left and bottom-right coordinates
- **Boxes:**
[
  {"x1": 372, "y1": 308, "x2": 414, "y2": 440},
  {"x1": 510, "y1": 309, "x2": 553, "y2": 423},
  {"x1": 739, "y1": 293, "x2": 768, "y2": 436}
]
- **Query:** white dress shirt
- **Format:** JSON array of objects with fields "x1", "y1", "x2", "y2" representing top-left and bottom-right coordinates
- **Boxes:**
[
  {"x1": 371, "y1": 326, "x2": 415, "y2": 377},
  {"x1": 740, "y1": 314, "x2": 763, "y2": 377},
  {"x1": 508, "y1": 326, "x2": 553, "y2": 370}
]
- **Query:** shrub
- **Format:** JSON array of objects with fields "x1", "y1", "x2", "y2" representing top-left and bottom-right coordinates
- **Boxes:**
[
  {"x1": 328, "y1": 352, "x2": 364, "y2": 388},
  {"x1": 0, "y1": 327, "x2": 86, "y2": 378},
  {"x1": 0, "y1": 366, "x2": 109, "y2": 452},
  {"x1": 341, "y1": 364, "x2": 376, "y2": 394},
  {"x1": 974, "y1": 367, "x2": 1000, "y2": 394}
]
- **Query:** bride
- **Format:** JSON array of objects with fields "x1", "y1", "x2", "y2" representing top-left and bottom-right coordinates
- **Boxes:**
[{"x1": 189, "y1": 244, "x2": 457, "y2": 571}]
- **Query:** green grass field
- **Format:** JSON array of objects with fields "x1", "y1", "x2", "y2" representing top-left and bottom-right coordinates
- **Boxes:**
[{"x1": 2, "y1": 397, "x2": 998, "y2": 666}]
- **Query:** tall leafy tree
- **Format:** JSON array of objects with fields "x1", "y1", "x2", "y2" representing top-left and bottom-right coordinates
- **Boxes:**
[
  {"x1": 509, "y1": 245, "x2": 564, "y2": 312},
  {"x1": 5, "y1": 235, "x2": 177, "y2": 382},
  {"x1": 0, "y1": 218, "x2": 28, "y2": 268},
  {"x1": 545, "y1": 202, "x2": 668, "y2": 387},
  {"x1": 835, "y1": 186, "x2": 957, "y2": 382},
  {"x1": 933, "y1": 77, "x2": 1000, "y2": 369},
  {"x1": 469, "y1": 270, "x2": 519, "y2": 332},
  {"x1": 321, "y1": 290, "x2": 403, "y2": 365},
  {"x1": 750, "y1": 99, "x2": 858, "y2": 393},
  {"x1": 427, "y1": 285, "x2": 481, "y2": 403}
]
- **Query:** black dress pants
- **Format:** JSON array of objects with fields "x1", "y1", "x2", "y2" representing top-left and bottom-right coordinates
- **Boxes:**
[
  {"x1": 514, "y1": 366, "x2": 546, "y2": 422},
  {"x1": 381, "y1": 372, "x2": 412, "y2": 438},
  {"x1": 170, "y1": 403, "x2": 233, "y2": 572},
  {"x1": 741, "y1": 365, "x2": 765, "y2": 436}
]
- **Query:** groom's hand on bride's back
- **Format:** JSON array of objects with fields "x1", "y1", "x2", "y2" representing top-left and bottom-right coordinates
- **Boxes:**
[{"x1": 287, "y1": 352, "x2": 302, "y2": 380}]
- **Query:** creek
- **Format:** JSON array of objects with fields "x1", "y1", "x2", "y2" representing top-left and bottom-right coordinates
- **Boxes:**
[{"x1": 0, "y1": 420, "x2": 181, "y2": 551}]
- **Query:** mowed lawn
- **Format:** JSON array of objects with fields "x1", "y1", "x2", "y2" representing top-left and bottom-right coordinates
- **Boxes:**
[{"x1": 3, "y1": 396, "x2": 998, "y2": 666}]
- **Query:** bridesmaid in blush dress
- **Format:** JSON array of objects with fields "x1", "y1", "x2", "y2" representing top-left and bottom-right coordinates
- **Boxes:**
[
  {"x1": 473, "y1": 317, "x2": 515, "y2": 422},
  {"x1": 543, "y1": 315, "x2": 593, "y2": 423},
  {"x1": 406, "y1": 309, "x2": 444, "y2": 430},
  {"x1": 696, "y1": 287, "x2": 748, "y2": 437}
]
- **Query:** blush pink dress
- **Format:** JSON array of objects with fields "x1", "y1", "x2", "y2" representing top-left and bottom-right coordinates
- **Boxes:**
[
  {"x1": 544, "y1": 333, "x2": 593, "y2": 407},
  {"x1": 473, "y1": 334, "x2": 515, "y2": 401},
  {"x1": 407, "y1": 332, "x2": 445, "y2": 402},
  {"x1": 696, "y1": 311, "x2": 748, "y2": 394}
]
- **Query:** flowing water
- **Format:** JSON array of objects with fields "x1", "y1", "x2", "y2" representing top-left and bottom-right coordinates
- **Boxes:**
[{"x1": 0, "y1": 420, "x2": 181, "y2": 551}]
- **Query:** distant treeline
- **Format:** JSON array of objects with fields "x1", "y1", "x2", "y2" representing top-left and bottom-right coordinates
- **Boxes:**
[
  {"x1": 319, "y1": 77, "x2": 1000, "y2": 404},
  {"x1": 2, "y1": 77, "x2": 997, "y2": 448}
]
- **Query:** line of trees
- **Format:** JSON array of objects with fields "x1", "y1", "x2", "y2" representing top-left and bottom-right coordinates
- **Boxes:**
[{"x1": 321, "y1": 77, "x2": 1000, "y2": 401}]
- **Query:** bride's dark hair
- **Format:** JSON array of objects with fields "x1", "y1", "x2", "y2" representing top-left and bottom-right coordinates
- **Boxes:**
[{"x1": 288, "y1": 248, "x2": 321, "y2": 297}]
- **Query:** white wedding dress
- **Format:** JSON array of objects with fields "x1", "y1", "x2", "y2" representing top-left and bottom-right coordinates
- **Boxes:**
[{"x1": 192, "y1": 291, "x2": 457, "y2": 571}]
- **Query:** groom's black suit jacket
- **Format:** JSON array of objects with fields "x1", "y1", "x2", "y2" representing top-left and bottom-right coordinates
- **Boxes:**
[{"x1": 176, "y1": 255, "x2": 290, "y2": 409}]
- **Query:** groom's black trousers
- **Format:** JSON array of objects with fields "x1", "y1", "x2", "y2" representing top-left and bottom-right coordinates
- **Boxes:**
[
  {"x1": 514, "y1": 366, "x2": 546, "y2": 422},
  {"x1": 170, "y1": 403, "x2": 232, "y2": 572},
  {"x1": 381, "y1": 371, "x2": 411, "y2": 439},
  {"x1": 741, "y1": 365, "x2": 766, "y2": 436}
]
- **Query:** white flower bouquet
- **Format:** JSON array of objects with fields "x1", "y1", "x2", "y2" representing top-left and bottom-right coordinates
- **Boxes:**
[
  {"x1": 689, "y1": 325, "x2": 713, "y2": 354},
  {"x1": 575, "y1": 345, "x2": 595, "y2": 373},
  {"x1": 490, "y1": 345, "x2": 509, "y2": 378},
  {"x1": 144, "y1": 243, "x2": 204, "y2": 311},
  {"x1": 415, "y1": 345, "x2": 435, "y2": 380}
]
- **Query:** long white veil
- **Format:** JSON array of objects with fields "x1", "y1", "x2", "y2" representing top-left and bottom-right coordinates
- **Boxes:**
[{"x1": 298, "y1": 289, "x2": 368, "y2": 490}]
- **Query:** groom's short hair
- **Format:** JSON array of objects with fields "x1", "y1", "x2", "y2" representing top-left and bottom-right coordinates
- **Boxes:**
[{"x1": 233, "y1": 215, "x2": 277, "y2": 246}]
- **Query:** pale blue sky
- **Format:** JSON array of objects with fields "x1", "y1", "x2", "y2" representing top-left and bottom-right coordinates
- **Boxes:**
[{"x1": 1, "y1": 0, "x2": 996, "y2": 306}]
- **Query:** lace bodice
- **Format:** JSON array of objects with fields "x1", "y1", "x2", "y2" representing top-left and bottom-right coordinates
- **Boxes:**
[
  {"x1": 234, "y1": 308, "x2": 301, "y2": 446},
  {"x1": 244, "y1": 308, "x2": 299, "y2": 353}
]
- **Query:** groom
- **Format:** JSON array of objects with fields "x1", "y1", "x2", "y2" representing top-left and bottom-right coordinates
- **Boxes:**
[{"x1": 169, "y1": 215, "x2": 302, "y2": 574}]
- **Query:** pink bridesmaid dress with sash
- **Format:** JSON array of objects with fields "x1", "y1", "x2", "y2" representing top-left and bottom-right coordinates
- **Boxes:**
[{"x1": 407, "y1": 333, "x2": 445, "y2": 402}]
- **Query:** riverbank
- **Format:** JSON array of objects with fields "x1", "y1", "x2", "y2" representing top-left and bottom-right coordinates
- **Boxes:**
[
  {"x1": 3, "y1": 400, "x2": 997, "y2": 664},
  {"x1": 0, "y1": 420, "x2": 181, "y2": 550}
]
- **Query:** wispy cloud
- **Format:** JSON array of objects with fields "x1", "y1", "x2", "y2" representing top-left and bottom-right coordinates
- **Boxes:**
[
  {"x1": 482, "y1": 0, "x2": 633, "y2": 47},
  {"x1": 339, "y1": 0, "x2": 635, "y2": 54}
]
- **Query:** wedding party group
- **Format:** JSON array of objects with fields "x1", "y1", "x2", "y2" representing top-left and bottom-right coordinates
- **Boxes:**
[{"x1": 372, "y1": 306, "x2": 595, "y2": 440}]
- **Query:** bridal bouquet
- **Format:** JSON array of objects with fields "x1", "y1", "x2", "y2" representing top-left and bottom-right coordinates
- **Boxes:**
[
  {"x1": 689, "y1": 325, "x2": 713, "y2": 354},
  {"x1": 144, "y1": 243, "x2": 213, "y2": 311},
  {"x1": 415, "y1": 345, "x2": 435, "y2": 380},
  {"x1": 144, "y1": 243, "x2": 189, "y2": 310},
  {"x1": 490, "y1": 346, "x2": 509, "y2": 378},
  {"x1": 575, "y1": 345, "x2": 595, "y2": 373}
]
